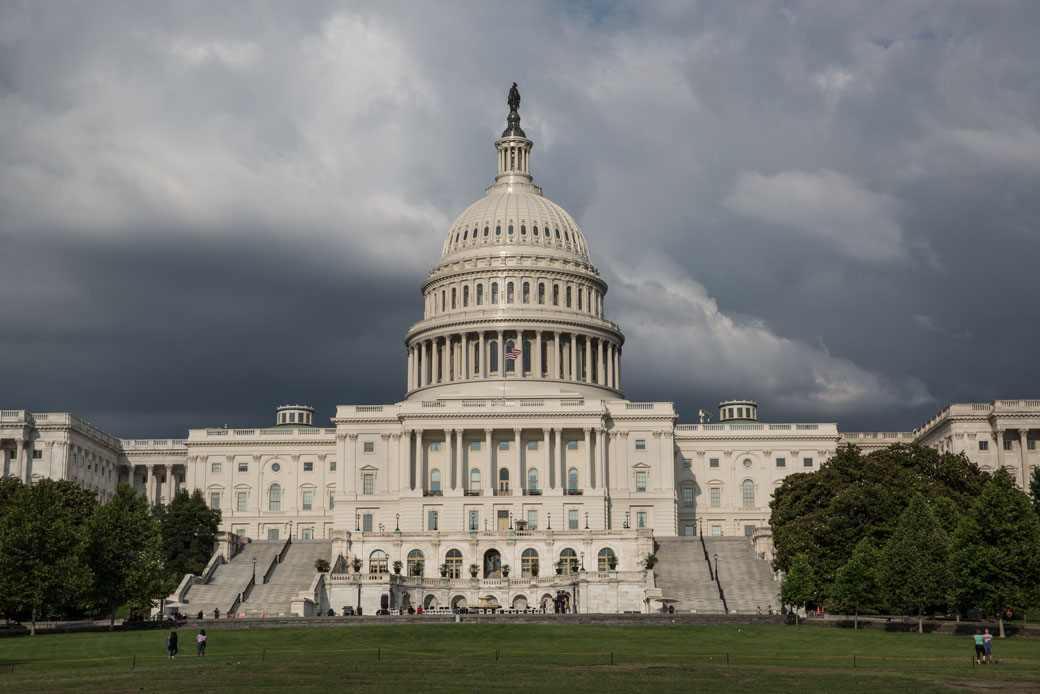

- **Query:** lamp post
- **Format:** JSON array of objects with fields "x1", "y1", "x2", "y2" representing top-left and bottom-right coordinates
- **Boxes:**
[
  {"x1": 713, "y1": 552, "x2": 718, "y2": 579},
  {"x1": 252, "y1": 557, "x2": 256, "y2": 583},
  {"x1": 698, "y1": 517, "x2": 703, "y2": 536},
  {"x1": 379, "y1": 523, "x2": 384, "y2": 532},
  {"x1": 624, "y1": 510, "x2": 630, "y2": 529},
  {"x1": 395, "y1": 513, "x2": 400, "y2": 531},
  {"x1": 484, "y1": 519, "x2": 488, "y2": 532},
  {"x1": 509, "y1": 512, "x2": 513, "y2": 530},
  {"x1": 355, "y1": 512, "x2": 360, "y2": 532},
  {"x1": 584, "y1": 512, "x2": 589, "y2": 530},
  {"x1": 288, "y1": 519, "x2": 293, "y2": 542},
  {"x1": 546, "y1": 512, "x2": 551, "y2": 530},
  {"x1": 580, "y1": 551, "x2": 585, "y2": 572}
]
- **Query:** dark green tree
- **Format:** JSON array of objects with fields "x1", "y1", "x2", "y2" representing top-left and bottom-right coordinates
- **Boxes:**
[
  {"x1": 0, "y1": 479, "x2": 93, "y2": 634},
  {"x1": 829, "y1": 538, "x2": 882, "y2": 629},
  {"x1": 156, "y1": 489, "x2": 221, "y2": 581},
  {"x1": 770, "y1": 444, "x2": 986, "y2": 602},
  {"x1": 949, "y1": 468, "x2": 1040, "y2": 637},
  {"x1": 87, "y1": 483, "x2": 169, "y2": 627},
  {"x1": 1028, "y1": 466, "x2": 1040, "y2": 517},
  {"x1": 779, "y1": 553, "x2": 816, "y2": 624},
  {"x1": 879, "y1": 494, "x2": 950, "y2": 633},
  {"x1": 931, "y1": 496, "x2": 964, "y2": 537}
]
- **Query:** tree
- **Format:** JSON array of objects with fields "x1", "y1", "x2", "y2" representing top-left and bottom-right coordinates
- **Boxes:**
[
  {"x1": 156, "y1": 489, "x2": 221, "y2": 582},
  {"x1": 879, "y1": 494, "x2": 950, "y2": 633},
  {"x1": 0, "y1": 479, "x2": 93, "y2": 635},
  {"x1": 829, "y1": 538, "x2": 881, "y2": 629},
  {"x1": 770, "y1": 444, "x2": 986, "y2": 602},
  {"x1": 1029, "y1": 466, "x2": 1040, "y2": 517},
  {"x1": 779, "y1": 554, "x2": 816, "y2": 624},
  {"x1": 949, "y1": 468, "x2": 1040, "y2": 637},
  {"x1": 87, "y1": 483, "x2": 169, "y2": 627}
]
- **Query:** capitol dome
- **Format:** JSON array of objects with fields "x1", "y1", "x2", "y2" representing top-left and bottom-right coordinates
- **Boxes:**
[{"x1": 403, "y1": 86, "x2": 624, "y2": 401}]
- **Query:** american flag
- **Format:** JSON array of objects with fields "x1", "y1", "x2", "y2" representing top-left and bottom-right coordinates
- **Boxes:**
[{"x1": 505, "y1": 348, "x2": 522, "y2": 361}]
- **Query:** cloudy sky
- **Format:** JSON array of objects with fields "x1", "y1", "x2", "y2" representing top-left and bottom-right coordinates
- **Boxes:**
[{"x1": 2, "y1": 1, "x2": 1038, "y2": 438}]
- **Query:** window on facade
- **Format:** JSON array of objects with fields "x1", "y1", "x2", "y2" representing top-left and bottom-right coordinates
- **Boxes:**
[
  {"x1": 211, "y1": 462, "x2": 222, "y2": 473},
  {"x1": 533, "y1": 225, "x2": 539, "y2": 236},
  {"x1": 567, "y1": 440, "x2": 578, "y2": 450},
  {"x1": 441, "y1": 291, "x2": 445, "y2": 312},
  {"x1": 682, "y1": 487, "x2": 694, "y2": 507},
  {"x1": 362, "y1": 513, "x2": 373, "y2": 532},
  {"x1": 1004, "y1": 440, "x2": 1013, "y2": 450},
  {"x1": 566, "y1": 286, "x2": 572, "y2": 307},
  {"x1": 978, "y1": 440, "x2": 988, "y2": 451},
  {"x1": 499, "y1": 441, "x2": 510, "y2": 451},
  {"x1": 710, "y1": 487, "x2": 721, "y2": 507},
  {"x1": 684, "y1": 524, "x2": 696, "y2": 536},
  {"x1": 711, "y1": 525, "x2": 722, "y2": 537},
  {"x1": 522, "y1": 548, "x2": 538, "y2": 576},
  {"x1": 446, "y1": 548, "x2": 463, "y2": 578},
  {"x1": 741, "y1": 480, "x2": 755, "y2": 507},
  {"x1": 451, "y1": 287, "x2": 456, "y2": 309},
  {"x1": 370, "y1": 550, "x2": 388, "y2": 574},
  {"x1": 268, "y1": 484, "x2": 280, "y2": 511},
  {"x1": 568, "y1": 467, "x2": 579, "y2": 490},
  {"x1": 538, "y1": 283, "x2": 545, "y2": 304},
  {"x1": 430, "y1": 441, "x2": 441, "y2": 451},
  {"x1": 268, "y1": 528, "x2": 280, "y2": 540},
  {"x1": 803, "y1": 458, "x2": 813, "y2": 468},
  {"x1": 635, "y1": 439, "x2": 646, "y2": 450},
  {"x1": 523, "y1": 282, "x2": 530, "y2": 303},
  {"x1": 407, "y1": 549, "x2": 424, "y2": 576},
  {"x1": 498, "y1": 468, "x2": 509, "y2": 492},
  {"x1": 470, "y1": 469, "x2": 480, "y2": 491},
  {"x1": 520, "y1": 224, "x2": 526, "y2": 235},
  {"x1": 363, "y1": 442, "x2": 374, "y2": 453},
  {"x1": 744, "y1": 525, "x2": 756, "y2": 537},
  {"x1": 210, "y1": 492, "x2": 220, "y2": 509},
  {"x1": 329, "y1": 490, "x2": 335, "y2": 509},
  {"x1": 237, "y1": 491, "x2": 247, "y2": 511},
  {"x1": 363, "y1": 474, "x2": 374, "y2": 495},
  {"x1": 470, "y1": 441, "x2": 481, "y2": 451},
  {"x1": 491, "y1": 282, "x2": 499, "y2": 303},
  {"x1": 469, "y1": 510, "x2": 479, "y2": 531},
  {"x1": 709, "y1": 458, "x2": 719, "y2": 468},
  {"x1": 238, "y1": 462, "x2": 248, "y2": 472},
  {"x1": 776, "y1": 457, "x2": 786, "y2": 468},
  {"x1": 496, "y1": 225, "x2": 501, "y2": 236},
  {"x1": 528, "y1": 468, "x2": 538, "y2": 491},
  {"x1": 290, "y1": 412, "x2": 297, "y2": 423},
  {"x1": 527, "y1": 509, "x2": 537, "y2": 530},
  {"x1": 555, "y1": 227, "x2": 560, "y2": 239},
  {"x1": 553, "y1": 285, "x2": 559, "y2": 305},
  {"x1": 598, "y1": 548, "x2": 616, "y2": 571},
  {"x1": 304, "y1": 462, "x2": 313, "y2": 472},
  {"x1": 682, "y1": 459, "x2": 691, "y2": 469},
  {"x1": 330, "y1": 460, "x2": 336, "y2": 471},
  {"x1": 463, "y1": 286, "x2": 469, "y2": 306},
  {"x1": 428, "y1": 510, "x2": 438, "y2": 531},
  {"x1": 490, "y1": 341, "x2": 499, "y2": 373},
  {"x1": 302, "y1": 527, "x2": 313, "y2": 540},
  {"x1": 430, "y1": 469, "x2": 441, "y2": 492},
  {"x1": 560, "y1": 548, "x2": 578, "y2": 574},
  {"x1": 527, "y1": 440, "x2": 538, "y2": 450},
  {"x1": 477, "y1": 284, "x2": 484, "y2": 305},
  {"x1": 636, "y1": 511, "x2": 647, "y2": 529},
  {"x1": 636, "y1": 471, "x2": 647, "y2": 491},
  {"x1": 568, "y1": 509, "x2": 579, "y2": 530},
  {"x1": 303, "y1": 490, "x2": 313, "y2": 510},
  {"x1": 1030, "y1": 441, "x2": 1037, "y2": 450},
  {"x1": 507, "y1": 282, "x2": 514, "y2": 303}
]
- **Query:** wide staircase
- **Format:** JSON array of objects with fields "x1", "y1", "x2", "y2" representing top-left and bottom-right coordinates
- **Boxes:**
[
  {"x1": 652, "y1": 537, "x2": 725, "y2": 613},
  {"x1": 703, "y1": 536, "x2": 779, "y2": 613},
  {"x1": 243, "y1": 540, "x2": 331, "y2": 617},
  {"x1": 183, "y1": 541, "x2": 284, "y2": 615}
]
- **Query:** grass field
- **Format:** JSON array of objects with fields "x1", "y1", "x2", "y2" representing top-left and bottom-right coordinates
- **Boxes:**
[{"x1": 1, "y1": 623, "x2": 1039, "y2": 692}]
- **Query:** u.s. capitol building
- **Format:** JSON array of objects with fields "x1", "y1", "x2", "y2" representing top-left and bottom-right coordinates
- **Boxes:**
[{"x1": 3, "y1": 89, "x2": 1038, "y2": 616}]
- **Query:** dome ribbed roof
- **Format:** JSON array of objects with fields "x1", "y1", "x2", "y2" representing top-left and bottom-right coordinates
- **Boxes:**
[{"x1": 439, "y1": 187, "x2": 590, "y2": 262}]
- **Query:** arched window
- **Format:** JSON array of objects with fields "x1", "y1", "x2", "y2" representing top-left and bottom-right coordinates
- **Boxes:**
[
  {"x1": 522, "y1": 340, "x2": 531, "y2": 373},
  {"x1": 522, "y1": 282, "x2": 530, "y2": 303},
  {"x1": 553, "y1": 285, "x2": 559, "y2": 306},
  {"x1": 560, "y1": 548, "x2": 578, "y2": 575},
  {"x1": 268, "y1": 483, "x2": 281, "y2": 511},
  {"x1": 490, "y1": 341, "x2": 499, "y2": 373},
  {"x1": 528, "y1": 468, "x2": 538, "y2": 492},
  {"x1": 463, "y1": 229, "x2": 468, "y2": 240},
  {"x1": 521, "y1": 224, "x2": 526, "y2": 235},
  {"x1": 566, "y1": 286, "x2": 572, "y2": 307},
  {"x1": 598, "y1": 548, "x2": 617, "y2": 571},
  {"x1": 568, "y1": 467, "x2": 579, "y2": 491},
  {"x1": 555, "y1": 227, "x2": 560, "y2": 239},
  {"x1": 491, "y1": 282, "x2": 499, "y2": 304},
  {"x1": 445, "y1": 549, "x2": 463, "y2": 578},
  {"x1": 577, "y1": 289, "x2": 582, "y2": 311},
  {"x1": 369, "y1": 550, "x2": 388, "y2": 574},
  {"x1": 538, "y1": 283, "x2": 545, "y2": 304},
  {"x1": 470, "y1": 468, "x2": 481, "y2": 491},
  {"x1": 463, "y1": 286, "x2": 470, "y2": 307},
  {"x1": 495, "y1": 225, "x2": 501, "y2": 236},
  {"x1": 499, "y1": 467, "x2": 509, "y2": 492},
  {"x1": 508, "y1": 224, "x2": 513, "y2": 235},
  {"x1": 533, "y1": 225, "x2": 539, "y2": 236},
  {"x1": 742, "y1": 480, "x2": 755, "y2": 507},
  {"x1": 451, "y1": 287, "x2": 456, "y2": 309},
  {"x1": 477, "y1": 284, "x2": 484, "y2": 305},
  {"x1": 483, "y1": 225, "x2": 489, "y2": 237},
  {"x1": 441, "y1": 290, "x2": 446, "y2": 311},
  {"x1": 407, "y1": 549, "x2": 425, "y2": 576},
  {"x1": 430, "y1": 469, "x2": 441, "y2": 492},
  {"x1": 507, "y1": 282, "x2": 514, "y2": 303},
  {"x1": 522, "y1": 548, "x2": 539, "y2": 577},
  {"x1": 506, "y1": 340, "x2": 516, "y2": 372}
]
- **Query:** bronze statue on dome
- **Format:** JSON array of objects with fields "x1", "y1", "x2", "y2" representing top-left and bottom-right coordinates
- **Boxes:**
[{"x1": 507, "y1": 82, "x2": 520, "y2": 113}]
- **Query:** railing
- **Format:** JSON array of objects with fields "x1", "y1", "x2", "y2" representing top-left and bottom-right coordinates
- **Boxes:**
[
  {"x1": 278, "y1": 537, "x2": 292, "y2": 562},
  {"x1": 523, "y1": 489, "x2": 542, "y2": 496},
  {"x1": 263, "y1": 555, "x2": 279, "y2": 584},
  {"x1": 423, "y1": 490, "x2": 443, "y2": 496},
  {"x1": 464, "y1": 490, "x2": 483, "y2": 496},
  {"x1": 564, "y1": 488, "x2": 584, "y2": 495},
  {"x1": 493, "y1": 489, "x2": 512, "y2": 496},
  {"x1": 241, "y1": 574, "x2": 256, "y2": 602}
]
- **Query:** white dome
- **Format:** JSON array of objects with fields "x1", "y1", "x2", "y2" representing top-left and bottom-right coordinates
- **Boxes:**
[{"x1": 439, "y1": 186, "x2": 590, "y2": 263}]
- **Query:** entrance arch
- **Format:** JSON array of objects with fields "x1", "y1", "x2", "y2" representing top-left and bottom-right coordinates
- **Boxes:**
[
  {"x1": 424, "y1": 594, "x2": 439, "y2": 610},
  {"x1": 483, "y1": 548, "x2": 502, "y2": 578},
  {"x1": 451, "y1": 595, "x2": 468, "y2": 610},
  {"x1": 511, "y1": 594, "x2": 529, "y2": 610}
]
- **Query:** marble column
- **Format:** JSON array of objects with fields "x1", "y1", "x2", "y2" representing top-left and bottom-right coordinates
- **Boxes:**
[
  {"x1": 413, "y1": 430, "x2": 422, "y2": 491},
  {"x1": 497, "y1": 330, "x2": 505, "y2": 377},
  {"x1": 515, "y1": 428, "x2": 523, "y2": 492},
  {"x1": 996, "y1": 429, "x2": 1005, "y2": 471},
  {"x1": 596, "y1": 428, "x2": 606, "y2": 490},
  {"x1": 597, "y1": 339, "x2": 605, "y2": 386},
  {"x1": 553, "y1": 332, "x2": 562, "y2": 379},
  {"x1": 535, "y1": 330, "x2": 543, "y2": 378},
  {"x1": 1020, "y1": 429, "x2": 1030, "y2": 488},
  {"x1": 165, "y1": 464, "x2": 174, "y2": 503},
  {"x1": 584, "y1": 428, "x2": 593, "y2": 489},
  {"x1": 570, "y1": 333, "x2": 577, "y2": 381},
  {"x1": 455, "y1": 429, "x2": 464, "y2": 491},
  {"x1": 432, "y1": 337, "x2": 440, "y2": 384},
  {"x1": 555, "y1": 428, "x2": 564, "y2": 491},
  {"x1": 585, "y1": 337, "x2": 592, "y2": 383},
  {"x1": 444, "y1": 428, "x2": 454, "y2": 491},
  {"x1": 485, "y1": 429, "x2": 495, "y2": 493},
  {"x1": 543, "y1": 428, "x2": 553, "y2": 489},
  {"x1": 146, "y1": 465, "x2": 154, "y2": 505},
  {"x1": 461, "y1": 333, "x2": 469, "y2": 380}
]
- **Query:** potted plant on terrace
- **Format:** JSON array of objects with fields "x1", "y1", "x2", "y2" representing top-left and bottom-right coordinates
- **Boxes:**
[
  {"x1": 608, "y1": 555, "x2": 618, "y2": 571},
  {"x1": 393, "y1": 560, "x2": 403, "y2": 575},
  {"x1": 554, "y1": 560, "x2": 563, "y2": 576},
  {"x1": 351, "y1": 557, "x2": 362, "y2": 572},
  {"x1": 501, "y1": 564, "x2": 511, "y2": 578},
  {"x1": 439, "y1": 563, "x2": 449, "y2": 578},
  {"x1": 468, "y1": 563, "x2": 480, "y2": 578},
  {"x1": 315, "y1": 558, "x2": 331, "y2": 573},
  {"x1": 530, "y1": 560, "x2": 539, "y2": 578},
  {"x1": 642, "y1": 553, "x2": 658, "y2": 570}
]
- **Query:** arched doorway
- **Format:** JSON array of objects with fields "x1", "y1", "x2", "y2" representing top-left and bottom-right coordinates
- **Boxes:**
[
  {"x1": 511, "y1": 595, "x2": 528, "y2": 611},
  {"x1": 451, "y1": 595, "x2": 468, "y2": 610},
  {"x1": 483, "y1": 548, "x2": 502, "y2": 578},
  {"x1": 424, "y1": 594, "x2": 439, "y2": 610}
]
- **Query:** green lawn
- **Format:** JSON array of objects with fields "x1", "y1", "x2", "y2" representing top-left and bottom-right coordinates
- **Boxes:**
[{"x1": 1, "y1": 624, "x2": 1038, "y2": 692}]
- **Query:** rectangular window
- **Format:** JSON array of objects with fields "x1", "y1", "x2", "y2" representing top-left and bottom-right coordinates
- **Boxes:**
[
  {"x1": 469, "y1": 510, "x2": 479, "y2": 531},
  {"x1": 682, "y1": 459, "x2": 691, "y2": 469},
  {"x1": 635, "y1": 471, "x2": 647, "y2": 491},
  {"x1": 430, "y1": 442, "x2": 441, "y2": 451},
  {"x1": 329, "y1": 491, "x2": 335, "y2": 509},
  {"x1": 238, "y1": 462, "x2": 248, "y2": 472},
  {"x1": 428, "y1": 511, "x2": 438, "y2": 531},
  {"x1": 683, "y1": 524, "x2": 696, "y2": 536},
  {"x1": 776, "y1": 457, "x2": 786, "y2": 468},
  {"x1": 209, "y1": 492, "x2": 220, "y2": 509},
  {"x1": 470, "y1": 442, "x2": 481, "y2": 451},
  {"x1": 567, "y1": 441, "x2": 578, "y2": 450},
  {"x1": 745, "y1": 525, "x2": 756, "y2": 537},
  {"x1": 527, "y1": 510, "x2": 537, "y2": 530},
  {"x1": 499, "y1": 441, "x2": 509, "y2": 451},
  {"x1": 682, "y1": 487, "x2": 694, "y2": 507},
  {"x1": 568, "y1": 509, "x2": 579, "y2": 530},
  {"x1": 635, "y1": 439, "x2": 646, "y2": 450},
  {"x1": 237, "y1": 492, "x2": 247, "y2": 511},
  {"x1": 32, "y1": 450, "x2": 42, "y2": 459},
  {"x1": 527, "y1": 441, "x2": 538, "y2": 450},
  {"x1": 211, "y1": 462, "x2": 222, "y2": 473},
  {"x1": 636, "y1": 511, "x2": 647, "y2": 529},
  {"x1": 742, "y1": 483, "x2": 755, "y2": 507},
  {"x1": 711, "y1": 525, "x2": 722, "y2": 537},
  {"x1": 303, "y1": 491, "x2": 313, "y2": 510},
  {"x1": 1029, "y1": 441, "x2": 1036, "y2": 451},
  {"x1": 710, "y1": 488, "x2": 721, "y2": 507},
  {"x1": 302, "y1": 528, "x2": 313, "y2": 540},
  {"x1": 304, "y1": 462, "x2": 313, "y2": 472},
  {"x1": 363, "y1": 441, "x2": 374, "y2": 453},
  {"x1": 1004, "y1": 440, "x2": 1013, "y2": 450},
  {"x1": 803, "y1": 458, "x2": 813, "y2": 468},
  {"x1": 236, "y1": 528, "x2": 246, "y2": 537},
  {"x1": 330, "y1": 460, "x2": 337, "y2": 471},
  {"x1": 268, "y1": 528, "x2": 280, "y2": 540},
  {"x1": 363, "y1": 474, "x2": 374, "y2": 495},
  {"x1": 709, "y1": 458, "x2": 719, "y2": 468},
  {"x1": 978, "y1": 440, "x2": 988, "y2": 451},
  {"x1": 362, "y1": 514, "x2": 373, "y2": 532}
]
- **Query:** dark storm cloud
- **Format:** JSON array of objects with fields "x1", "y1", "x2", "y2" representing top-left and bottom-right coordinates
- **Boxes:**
[{"x1": 1, "y1": 1, "x2": 1038, "y2": 437}]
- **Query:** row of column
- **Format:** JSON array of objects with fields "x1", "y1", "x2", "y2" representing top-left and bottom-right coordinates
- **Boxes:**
[
  {"x1": 498, "y1": 141, "x2": 529, "y2": 174},
  {"x1": 136, "y1": 464, "x2": 178, "y2": 505},
  {"x1": 402, "y1": 427, "x2": 609, "y2": 494},
  {"x1": 995, "y1": 428, "x2": 1034, "y2": 487},
  {"x1": 407, "y1": 330, "x2": 620, "y2": 391}
]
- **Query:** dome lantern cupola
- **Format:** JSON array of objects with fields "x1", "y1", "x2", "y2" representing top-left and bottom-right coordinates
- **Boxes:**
[{"x1": 494, "y1": 82, "x2": 534, "y2": 188}]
